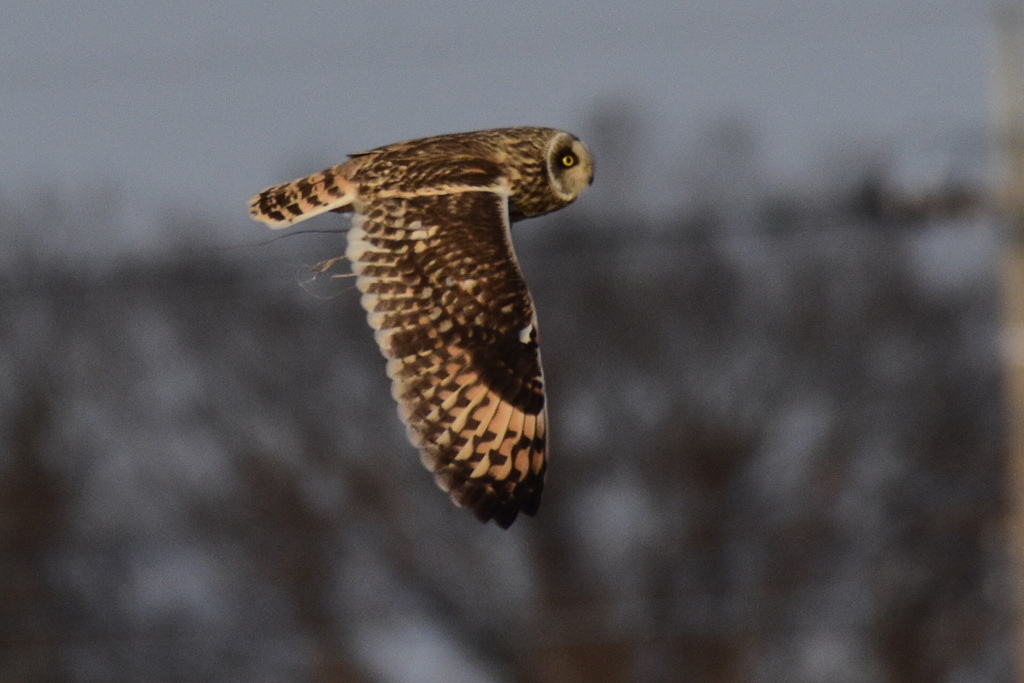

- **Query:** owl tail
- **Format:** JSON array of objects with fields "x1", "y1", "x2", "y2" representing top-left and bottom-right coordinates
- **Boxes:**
[{"x1": 248, "y1": 164, "x2": 358, "y2": 228}]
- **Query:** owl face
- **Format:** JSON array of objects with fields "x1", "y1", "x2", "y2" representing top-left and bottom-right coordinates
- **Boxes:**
[{"x1": 545, "y1": 132, "x2": 595, "y2": 203}]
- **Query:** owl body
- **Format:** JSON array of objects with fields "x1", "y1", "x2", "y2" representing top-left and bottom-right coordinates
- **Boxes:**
[{"x1": 249, "y1": 128, "x2": 593, "y2": 527}]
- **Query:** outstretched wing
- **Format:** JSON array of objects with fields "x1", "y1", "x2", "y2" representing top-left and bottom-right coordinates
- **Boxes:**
[{"x1": 346, "y1": 183, "x2": 547, "y2": 528}]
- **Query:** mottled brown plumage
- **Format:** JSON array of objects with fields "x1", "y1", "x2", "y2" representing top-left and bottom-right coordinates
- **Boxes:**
[{"x1": 249, "y1": 127, "x2": 594, "y2": 527}]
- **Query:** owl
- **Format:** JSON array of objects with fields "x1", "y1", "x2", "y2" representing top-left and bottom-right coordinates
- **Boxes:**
[{"x1": 248, "y1": 127, "x2": 594, "y2": 527}]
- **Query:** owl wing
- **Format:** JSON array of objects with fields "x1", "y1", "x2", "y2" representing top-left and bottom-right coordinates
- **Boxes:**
[{"x1": 347, "y1": 179, "x2": 547, "y2": 528}]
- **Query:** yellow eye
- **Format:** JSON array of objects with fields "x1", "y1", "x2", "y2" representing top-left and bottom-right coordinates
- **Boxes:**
[{"x1": 560, "y1": 154, "x2": 576, "y2": 168}]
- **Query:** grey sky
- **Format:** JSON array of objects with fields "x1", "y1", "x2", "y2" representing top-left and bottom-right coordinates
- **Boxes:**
[{"x1": 0, "y1": 0, "x2": 994, "y2": 235}]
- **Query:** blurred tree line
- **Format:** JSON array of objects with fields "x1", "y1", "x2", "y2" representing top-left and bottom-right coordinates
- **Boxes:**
[{"x1": 0, "y1": 113, "x2": 1010, "y2": 682}]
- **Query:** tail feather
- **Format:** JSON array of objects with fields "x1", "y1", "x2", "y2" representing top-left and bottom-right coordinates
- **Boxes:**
[{"x1": 249, "y1": 164, "x2": 358, "y2": 228}]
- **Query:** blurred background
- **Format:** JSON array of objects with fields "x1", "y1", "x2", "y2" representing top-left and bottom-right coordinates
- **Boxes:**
[{"x1": 0, "y1": 1, "x2": 1019, "y2": 681}]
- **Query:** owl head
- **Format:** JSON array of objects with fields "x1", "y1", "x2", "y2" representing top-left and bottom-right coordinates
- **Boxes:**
[
  {"x1": 501, "y1": 129, "x2": 594, "y2": 221},
  {"x1": 545, "y1": 131, "x2": 595, "y2": 203}
]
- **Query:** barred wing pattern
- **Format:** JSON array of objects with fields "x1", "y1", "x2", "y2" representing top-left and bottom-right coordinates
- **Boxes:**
[
  {"x1": 346, "y1": 187, "x2": 547, "y2": 528},
  {"x1": 249, "y1": 165, "x2": 357, "y2": 226}
]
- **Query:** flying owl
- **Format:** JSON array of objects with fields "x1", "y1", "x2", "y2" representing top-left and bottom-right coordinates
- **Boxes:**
[{"x1": 248, "y1": 127, "x2": 594, "y2": 527}]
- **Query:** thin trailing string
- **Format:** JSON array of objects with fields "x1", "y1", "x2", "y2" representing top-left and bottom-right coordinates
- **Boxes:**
[{"x1": 217, "y1": 226, "x2": 351, "y2": 252}]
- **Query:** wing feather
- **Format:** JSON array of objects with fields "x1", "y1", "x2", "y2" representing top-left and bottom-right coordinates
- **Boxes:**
[{"x1": 347, "y1": 186, "x2": 547, "y2": 527}]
